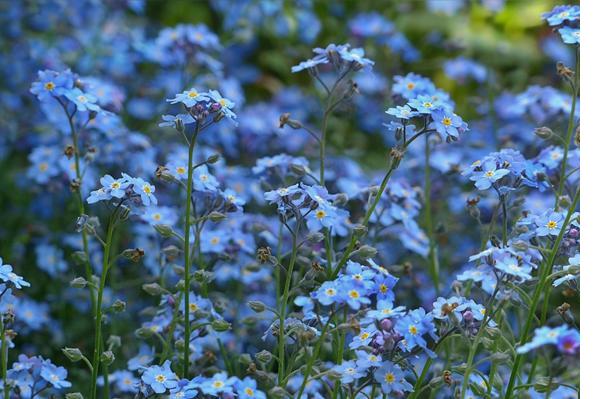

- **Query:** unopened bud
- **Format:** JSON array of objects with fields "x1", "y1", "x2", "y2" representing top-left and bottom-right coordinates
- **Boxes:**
[
  {"x1": 207, "y1": 154, "x2": 220, "y2": 164},
  {"x1": 142, "y1": 283, "x2": 167, "y2": 296},
  {"x1": 248, "y1": 301, "x2": 266, "y2": 313},
  {"x1": 154, "y1": 224, "x2": 175, "y2": 237},
  {"x1": 70, "y1": 277, "x2": 88, "y2": 288},
  {"x1": 62, "y1": 347, "x2": 83, "y2": 362},
  {"x1": 100, "y1": 350, "x2": 115, "y2": 365},
  {"x1": 211, "y1": 319, "x2": 231, "y2": 332},
  {"x1": 208, "y1": 211, "x2": 227, "y2": 222},
  {"x1": 534, "y1": 127, "x2": 554, "y2": 140}
]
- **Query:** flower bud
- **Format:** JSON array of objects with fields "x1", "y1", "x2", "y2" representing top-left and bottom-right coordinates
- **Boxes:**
[
  {"x1": 107, "y1": 335, "x2": 121, "y2": 350},
  {"x1": 66, "y1": 394, "x2": 84, "y2": 399},
  {"x1": 135, "y1": 327, "x2": 155, "y2": 339},
  {"x1": 211, "y1": 319, "x2": 231, "y2": 332},
  {"x1": 122, "y1": 248, "x2": 144, "y2": 263},
  {"x1": 534, "y1": 126, "x2": 554, "y2": 140},
  {"x1": 248, "y1": 301, "x2": 266, "y2": 313},
  {"x1": 110, "y1": 299, "x2": 126, "y2": 313},
  {"x1": 255, "y1": 350, "x2": 273, "y2": 363},
  {"x1": 380, "y1": 318, "x2": 393, "y2": 332},
  {"x1": 62, "y1": 347, "x2": 83, "y2": 362},
  {"x1": 268, "y1": 387, "x2": 288, "y2": 399},
  {"x1": 207, "y1": 153, "x2": 220, "y2": 164},
  {"x1": 290, "y1": 163, "x2": 307, "y2": 176},
  {"x1": 154, "y1": 224, "x2": 175, "y2": 237},
  {"x1": 208, "y1": 211, "x2": 227, "y2": 222},
  {"x1": 142, "y1": 283, "x2": 167, "y2": 296},
  {"x1": 356, "y1": 245, "x2": 377, "y2": 259},
  {"x1": 100, "y1": 350, "x2": 115, "y2": 365},
  {"x1": 306, "y1": 232, "x2": 325, "y2": 243},
  {"x1": 70, "y1": 277, "x2": 88, "y2": 288}
]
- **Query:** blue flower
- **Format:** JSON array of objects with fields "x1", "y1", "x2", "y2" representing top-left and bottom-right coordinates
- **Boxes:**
[
  {"x1": 40, "y1": 362, "x2": 72, "y2": 389},
  {"x1": 141, "y1": 360, "x2": 178, "y2": 394},
  {"x1": 468, "y1": 160, "x2": 510, "y2": 190},
  {"x1": 133, "y1": 177, "x2": 158, "y2": 206},
  {"x1": 30, "y1": 69, "x2": 74, "y2": 101},
  {"x1": 234, "y1": 377, "x2": 266, "y2": 399},
  {"x1": 395, "y1": 308, "x2": 437, "y2": 352},
  {"x1": 542, "y1": 5, "x2": 580, "y2": 26},
  {"x1": 355, "y1": 350, "x2": 382, "y2": 370},
  {"x1": 517, "y1": 325, "x2": 572, "y2": 354},
  {"x1": 291, "y1": 58, "x2": 328, "y2": 73},
  {"x1": 0, "y1": 258, "x2": 30, "y2": 289},
  {"x1": 208, "y1": 89, "x2": 237, "y2": 122},
  {"x1": 159, "y1": 113, "x2": 195, "y2": 128},
  {"x1": 374, "y1": 361, "x2": 413, "y2": 394},
  {"x1": 199, "y1": 372, "x2": 236, "y2": 396},
  {"x1": 407, "y1": 95, "x2": 442, "y2": 114},
  {"x1": 333, "y1": 360, "x2": 367, "y2": 384},
  {"x1": 431, "y1": 109, "x2": 468, "y2": 141},
  {"x1": 65, "y1": 88, "x2": 101, "y2": 112},
  {"x1": 339, "y1": 47, "x2": 374, "y2": 69},
  {"x1": 535, "y1": 211, "x2": 565, "y2": 236},
  {"x1": 313, "y1": 281, "x2": 340, "y2": 306},
  {"x1": 559, "y1": 27, "x2": 580, "y2": 44},
  {"x1": 167, "y1": 88, "x2": 209, "y2": 107}
]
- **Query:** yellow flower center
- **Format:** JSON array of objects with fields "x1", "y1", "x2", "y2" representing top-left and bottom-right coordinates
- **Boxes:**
[
  {"x1": 188, "y1": 90, "x2": 199, "y2": 98},
  {"x1": 316, "y1": 209, "x2": 327, "y2": 219},
  {"x1": 546, "y1": 221, "x2": 558, "y2": 229},
  {"x1": 39, "y1": 162, "x2": 49, "y2": 172},
  {"x1": 442, "y1": 117, "x2": 452, "y2": 126},
  {"x1": 219, "y1": 98, "x2": 227, "y2": 106},
  {"x1": 409, "y1": 324, "x2": 418, "y2": 335},
  {"x1": 111, "y1": 182, "x2": 121, "y2": 189},
  {"x1": 245, "y1": 387, "x2": 255, "y2": 396},
  {"x1": 44, "y1": 82, "x2": 55, "y2": 90},
  {"x1": 360, "y1": 332, "x2": 370, "y2": 340},
  {"x1": 143, "y1": 184, "x2": 152, "y2": 194},
  {"x1": 190, "y1": 303, "x2": 199, "y2": 312},
  {"x1": 407, "y1": 82, "x2": 415, "y2": 90},
  {"x1": 349, "y1": 290, "x2": 360, "y2": 299},
  {"x1": 152, "y1": 213, "x2": 162, "y2": 221},
  {"x1": 484, "y1": 171, "x2": 495, "y2": 177},
  {"x1": 423, "y1": 101, "x2": 432, "y2": 108},
  {"x1": 213, "y1": 380, "x2": 224, "y2": 388},
  {"x1": 210, "y1": 237, "x2": 220, "y2": 245},
  {"x1": 77, "y1": 95, "x2": 87, "y2": 103},
  {"x1": 155, "y1": 374, "x2": 166, "y2": 383},
  {"x1": 385, "y1": 372, "x2": 395, "y2": 383},
  {"x1": 379, "y1": 284, "x2": 388, "y2": 293},
  {"x1": 325, "y1": 288, "x2": 336, "y2": 296},
  {"x1": 176, "y1": 166, "x2": 186, "y2": 174}
]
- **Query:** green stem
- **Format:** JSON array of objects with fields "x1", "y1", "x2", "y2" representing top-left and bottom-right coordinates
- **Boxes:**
[
  {"x1": 183, "y1": 123, "x2": 200, "y2": 378},
  {"x1": 504, "y1": 190, "x2": 579, "y2": 398},
  {"x1": 424, "y1": 135, "x2": 440, "y2": 293},
  {"x1": 295, "y1": 312, "x2": 332, "y2": 399},
  {"x1": 554, "y1": 52, "x2": 579, "y2": 209},
  {"x1": 1, "y1": 318, "x2": 8, "y2": 399},
  {"x1": 89, "y1": 218, "x2": 116, "y2": 399},
  {"x1": 278, "y1": 223, "x2": 300, "y2": 385}
]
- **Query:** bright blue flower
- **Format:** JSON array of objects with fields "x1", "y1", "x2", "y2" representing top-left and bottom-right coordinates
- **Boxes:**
[
  {"x1": 0, "y1": 258, "x2": 30, "y2": 289},
  {"x1": 468, "y1": 160, "x2": 510, "y2": 190},
  {"x1": 333, "y1": 360, "x2": 367, "y2": 384},
  {"x1": 395, "y1": 308, "x2": 437, "y2": 352},
  {"x1": 30, "y1": 69, "x2": 74, "y2": 101},
  {"x1": 431, "y1": 109, "x2": 468, "y2": 141},
  {"x1": 167, "y1": 88, "x2": 209, "y2": 107},
  {"x1": 199, "y1": 372, "x2": 236, "y2": 396},
  {"x1": 355, "y1": 350, "x2": 382, "y2": 370},
  {"x1": 40, "y1": 362, "x2": 72, "y2": 389},
  {"x1": 517, "y1": 325, "x2": 573, "y2": 354},
  {"x1": 374, "y1": 361, "x2": 413, "y2": 394},
  {"x1": 141, "y1": 360, "x2": 178, "y2": 394},
  {"x1": 132, "y1": 177, "x2": 158, "y2": 206},
  {"x1": 235, "y1": 377, "x2": 266, "y2": 399},
  {"x1": 159, "y1": 113, "x2": 195, "y2": 128},
  {"x1": 559, "y1": 27, "x2": 580, "y2": 44},
  {"x1": 65, "y1": 88, "x2": 101, "y2": 112},
  {"x1": 542, "y1": 5, "x2": 580, "y2": 26}
]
